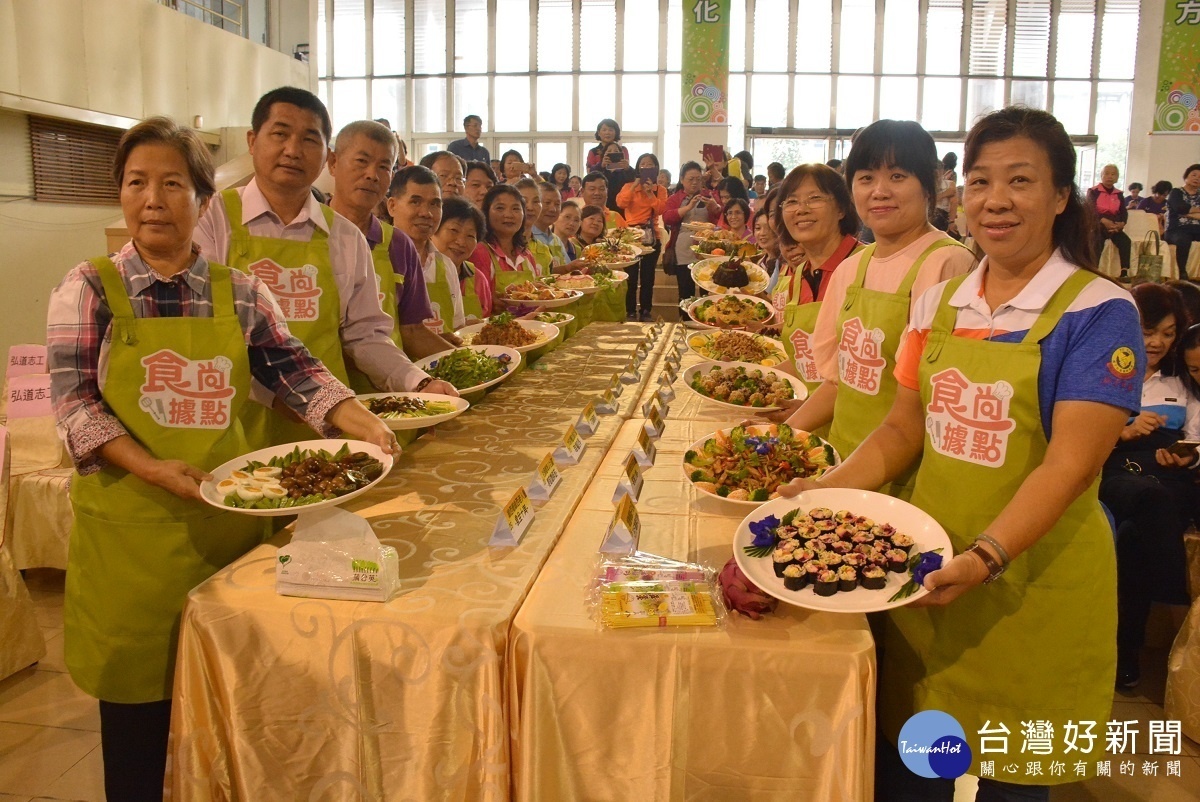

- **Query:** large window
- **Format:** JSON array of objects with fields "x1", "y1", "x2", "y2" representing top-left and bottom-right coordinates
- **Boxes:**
[{"x1": 318, "y1": 0, "x2": 1138, "y2": 181}]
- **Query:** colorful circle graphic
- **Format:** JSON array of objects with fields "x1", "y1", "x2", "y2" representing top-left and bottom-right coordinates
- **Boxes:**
[
  {"x1": 1183, "y1": 93, "x2": 1198, "y2": 110},
  {"x1": 1157, "y1": 103, "x2": 1189, "y2": 131},
  {"x1": 686, "y1": 96, "x2": 714, "y2": 122},
  {"x1": 897, "y1": 710, "x2": 972, "y2": 780},
  {"x1": 692, "y1": 83, "x2": 707, "y2": 97},
  {"x1": 1169, "y1": 90, "x2": 1184, "y2": 104},
  {"x1": 703, "y1": 85, "x2": 722, "y2": 101}
]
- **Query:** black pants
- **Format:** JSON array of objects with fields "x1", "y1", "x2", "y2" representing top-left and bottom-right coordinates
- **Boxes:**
[
  {"x1": 1099, "y1": 471, "x2": 1193, "y2": 654},
  {"x1": 1166, "y1": 227, "x2": 1200, "y2": 278},
  {"x1": 626, "y1": 240, "x2": 660, "y2": 317},
  {"x1": 675, "y1": 259, "x2": 697, "y2": 317},
  {"x1": 99, "y1": 699, "x2": 172, "y2": 802},
  {"x1": 876, "y1": 734, "x2": 1049, "y2": 802},
  {"x1": 1098, "y1": 228, "x2": 1132, "y2": 272}
]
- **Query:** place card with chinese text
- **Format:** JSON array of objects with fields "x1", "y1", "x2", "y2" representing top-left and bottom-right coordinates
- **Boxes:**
[
  {"x1": 490, "y1": 486, "x2": 535, "y2": 546},
  {"x1": 526, "y1": 452, "x2": 562, "y2": 502}
]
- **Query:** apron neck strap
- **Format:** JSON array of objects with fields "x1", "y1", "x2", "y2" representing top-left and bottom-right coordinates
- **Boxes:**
[
  {"x1": 897, "y1": 237, "x2": 961, "y2": 296},
  {"x1": 223, "y1": 187, "x2": 332, "y2": 244},
  {"x1": 850, "y1": 244, "x2": 877, "y2": 288},
  {"x1": 379, "y1": 220, "x2": 393, "y2": 251},
  {"x1": 1021, "y1": 268, "x2": 1096, "y2": 345},
  {"x1": 91, "y1": 256, "x2": 138, "y2": 345},
  {"x1": 207, "y1": 262, "x2": 236, "y2": 318},
  {"x1": 930, "y1": 274, "x2": 972, "y2": 333}
]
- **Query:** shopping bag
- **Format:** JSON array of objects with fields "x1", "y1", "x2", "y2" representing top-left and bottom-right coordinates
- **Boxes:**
[{"x1": 1136, "y1": 231, "x2": 1163, "y2": 282}]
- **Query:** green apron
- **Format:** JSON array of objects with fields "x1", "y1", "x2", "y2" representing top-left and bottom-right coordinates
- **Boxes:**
[
  {"x1": 222, "y1": 189, "x2": 346, "y2": 445},
  {"x1": 881, "y1": 269, "x2": 1116, "y2": 783},
  {"x1": 529, "y1": 239, "x2": 555, "y2": 276},
  {"x1": 459, "y1": 263, "x2": 484, "y2": 324},
  {"x1": 64, "y1": 257, "x2": 265, "y2": 703},
  {"x1": 828, "y1": 239, "x2": 962, "y2": 498},
  {"x1": 424, "y1": 249, "x2": 464, "y2": 335},
  {"x1": 776, "y1": 267, "x2": 824, "y2": 394},
  {"x1": 347, "y1": 221, "x2": 403, "y2": 393}
]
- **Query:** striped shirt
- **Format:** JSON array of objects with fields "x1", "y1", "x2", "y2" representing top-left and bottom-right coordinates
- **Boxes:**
[{"x1": 47, "y1": 242, "x2": 352, "y2": 474}]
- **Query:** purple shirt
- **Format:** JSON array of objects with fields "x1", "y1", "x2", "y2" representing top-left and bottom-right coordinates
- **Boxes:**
[{"x1": 366, "y1": 216, "x2": 435, "y2": 325}]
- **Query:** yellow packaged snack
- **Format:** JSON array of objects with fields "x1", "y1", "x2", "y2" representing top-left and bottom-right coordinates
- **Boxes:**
[{"x1": 599, "y1": 581, "x2": 719, "y2": 628}]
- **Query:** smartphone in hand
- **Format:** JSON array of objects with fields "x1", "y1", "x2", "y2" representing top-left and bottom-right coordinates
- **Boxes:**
[
  {"x1": 1167, "y1": 440, "x2": 1200, "y2": 458},
  {"x1": 639, "y1": 167, "x2": 657, "y2": 182},
  {"x1": 702, "y1": 144, "x2": 724, "y2": 164}
]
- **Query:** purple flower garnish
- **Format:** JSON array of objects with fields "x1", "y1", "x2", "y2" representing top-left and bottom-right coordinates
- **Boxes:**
[
  {"x1": 749, "y1": 514, "x2": 780, "y2": 548},
  {"x1": 755, "y1": 443, "x2": 772, "y2": 455},
  {"x1": 911, "y1": 551, "x2": 943, "y2": 587}
]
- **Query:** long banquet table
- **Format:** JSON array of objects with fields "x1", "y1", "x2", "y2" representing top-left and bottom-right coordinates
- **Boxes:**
[
  {"x1": 507, "y1": 339, "x2": 876, "y2": 801},
  {"x1": 168, "y1": 322, "x2": 875, "y2": 801}
]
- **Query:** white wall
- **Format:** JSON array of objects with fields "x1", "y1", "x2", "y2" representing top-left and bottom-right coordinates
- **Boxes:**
[{"x1": 1126, "y1": 0, "x2": 1200, "y2": 189}]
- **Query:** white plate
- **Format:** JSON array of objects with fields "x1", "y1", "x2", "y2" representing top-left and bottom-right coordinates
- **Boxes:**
[
  {"x1": 199, "y1": 439, "x2": 394, "y2": 517},
  {"x1": 416, "y1": 345, "x2": 522, "y2": 394},
  {"x1": 682, "y1": 424, "x2": 839, "y2": 508},
  {"x1": 533, "y1": 312, "x2": 576, "y2": 327},
  {"x1": 495, "y1": 289, "x2": 583, "y2": 309},
  {"x1": 691, "y1": 258, "x2": 771, "y2": 295},
  {"x1": 548, "y1": 276, "x2": 604, "y2": 295},
  {"x1": 455, "y1": 319, "x2": 560, "y2": 353},
  {"x1": 733, "y1": 489, "x2": 953, "y2": 613},
  {"x1": 681, "y1": 361, "x2": 808, "y2": 412},
  {"x1": 685, "y1": 330, "x2": 788, "y2": 367},
  {"x1": 357, "y1": 392, "x2": 470, "y2": 430},
  {"x1": 608, "y1": 270, "x2": 630, "y2": 283},
  {"x1": 593, "y1": 258, "x2": 639, "y2": 269},
  {"x1": 685, "y1": 293, "x2": 777, "y2": 331},
  {"x1": 681, "y1": 221, "x2": 716, "y2": 234}
]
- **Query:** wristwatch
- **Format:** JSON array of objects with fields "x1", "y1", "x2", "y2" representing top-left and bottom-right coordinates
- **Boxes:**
[
  {"x1": 964, "y1": 543, "x2": 1006, "y2": 584},
  {"x1": 414, "y1": 377, "x2": 434, "y2": 392}
]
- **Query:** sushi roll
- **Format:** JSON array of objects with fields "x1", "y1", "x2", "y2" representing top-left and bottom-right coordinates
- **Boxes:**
[
  {"x1": 833, "y1": 510, "x2": 855, "y2": 524},
  {"x1": 886, "y1": 549, "x2": 909, "y2": 573},
  {"x1": 778, "y1": 538, "x2": 800, "y2": 554},
  {"x1": 834, "y1": 524, "x2": 855, "y2": 538},
  {"x1": 782, "y1": 564, "x2": 805, "y2": 591},
  {"x1": 815, "y1": 519, "x2": 837, "y2": 533},
  {"x1": 831, "y1": 541, "x2": 853, "y2": 555},
  {"x1": 819, "y1": 552, "x2": 844, "y2": 569},
  {"x1": 772, "y1": 550, "x2": 795, "y2": 577},
  {"x1": 810, "y1": 507, "x2": 834, "y2": 520},
  {"x1": 793, "y1": 548, "x2": 816, "y2": 564},
  {"x1": 853, "y1": 543, "x2": 876, "y2": 556},
  {"x1": 842, "y1": 553, "x2": 866, "y2": 568},
  {"x1": 837, "y1": 565, "x2": 858, "y2": 593},
  {"x1": 813, "y1": 569, "x2": 838, "y2": 596},
  {"x1": 818, "y1": 532, "x2": 838, "y2": 546},
  {"x1": 891, "y1": 532, "x2": 915, "y2": 552},
  {"x1": 804, "y1": 539, "x2": 823, "y2": 552},
  {"x1": 851, "y1": 532, "x2": 875, "y2": 545},
  {"x1": 776, "y1": 524, "x2": 800, "y2": 540},
  {"x1": 861, "y1": 565, "x2": 887, "y2": 590},
  {"x1": 803, "y1": 562, "x2": 823, "y2": 584},
  {"x1": 859, "y1": 518, "x2": 876, "y2": 530}
]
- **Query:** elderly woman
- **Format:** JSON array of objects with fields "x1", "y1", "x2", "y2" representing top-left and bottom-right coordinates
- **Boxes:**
[
  {"x1": 47, "y1": 117, "x2": 396, "y2": 801},
  {"x1": 431, "y1": 196, "x2": 486, "y2": 324},
  {"x1": 783, "y1": 107, "x2": 1143, "y2": 800},
  {"x1": 585, "y1": 118, "x2": 629, "y2": 174}
]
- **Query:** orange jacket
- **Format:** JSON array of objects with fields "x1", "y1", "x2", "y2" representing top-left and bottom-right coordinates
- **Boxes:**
[{"x1": 615, "y1": 182, "x2": 668, "y2": 225}]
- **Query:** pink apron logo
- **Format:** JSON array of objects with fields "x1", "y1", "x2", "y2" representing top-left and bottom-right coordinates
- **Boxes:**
[
  {"x1": 837, "y1": 317, "x2": 886, "y2": 395},
  {"x1": 925, "y1": 368, "x2": 1016, "y2": 467},
  {"x1": 248, "y1": 259, "x2": 323, "y2": 321},
  {"x1": 139, "y1": 350, "x2": 235, "y2": 428},
  {"x1": 789, "y1": 328, "x2": 820, "y2": 383}
]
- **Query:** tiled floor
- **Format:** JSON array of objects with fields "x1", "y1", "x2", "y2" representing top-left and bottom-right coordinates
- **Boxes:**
[{"x1": 2, "y1": 568, "x2": 1198, "y2": 802}]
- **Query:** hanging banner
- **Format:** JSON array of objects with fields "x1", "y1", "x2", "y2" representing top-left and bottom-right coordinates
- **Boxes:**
[
  {"x1": 681, "y1": 0, "x2": 730, "y2": 126},
  {"x1": 1154, "y1": 1, "x2": 1200, "y2": 133}
]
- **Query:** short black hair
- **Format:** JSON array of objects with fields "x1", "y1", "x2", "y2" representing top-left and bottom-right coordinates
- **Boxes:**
[
  {"x1": 845, "y1": 119, "x2": 940, "y2": 209},
  {"x1": 481, "y1": 183, "x2": 528, "y2": 251},
  {"x1": 1185, "y1": 164, "x2": 1200, "y2": 181},
  {"x1": 722, "y1": 197, "x2": 751, "y2": 224},
  {"x1": 825, "y1": 158, "x2": 843, "y2": 170},
  {"x1": 679, "y1": 161, "x2": 703, "y2": 179},
  {"x1": 716, "y1": 176, "x2": 749, "y2": 202},
  {"x1": 1128, "y1": 182, "x2": 1143, "y2": 192},
  {"x1": 420, "y1": 150, "x2": 467, "y2": 172},
  {"x1": 1153, "y1": 180, "x2": 1173, "y2": 195},
  {"x1": 466, "y1": 160, "x2": 497, "y2": 183},
  {"x1": 252, "y1": 86, "x2": 332, "y2": 143},
  {"x1": 767, "y1": 162, "x2": 785, "y2": 181},
  {"x1": 438, "y1": 195, "x2": 485, "y2": 240},
  {"x1": 463, "y1": 114, "x2": 482, "y2": 127},
  {"x1": 594, "y1": 118, "x2": 621, "y2": 141},
  {"x1": 581, "y1": 171, "x2": 609, "y2": 188},
  {"x1": 388, "y1": 164, "x2": 440, "y2": 198}
]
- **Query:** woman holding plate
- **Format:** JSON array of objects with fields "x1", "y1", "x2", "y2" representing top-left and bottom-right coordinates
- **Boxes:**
[
  {"x1": 46, "y1": 117, "x2": 397, "y2": 801},
  {"x1": 468, "y1": 184, "x2": 540, "y2": 317},
  {"x1": 784, "y1": 120, "x2": 974, "y2": 498},
  {"x1": 782, "y1": 106, "x2": 1143, "y2": 800}
]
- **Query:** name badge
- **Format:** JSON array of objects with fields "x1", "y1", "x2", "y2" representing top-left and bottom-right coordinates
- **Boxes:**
[
  {"x1": 527, "y1": 452, "x2": 562, "y2": 502},
  {"x1": 600, "y1": 494, "x2": 641, "y2": 554},
  {"x1": 612, "y1": 452, "x2": 645, "y2": 504},
  {"x1": 490, "y1": 486, "x2": 535, "y2": 546},
  {"x1": 575, "y1": 400, "x2": 601, "y2": 436},
  {"x1": 554, "y1": 425, "x2": 587, "y2": 465},
  {"x1": 633, "y1": 426, "x2": 657, "y2": 467}
]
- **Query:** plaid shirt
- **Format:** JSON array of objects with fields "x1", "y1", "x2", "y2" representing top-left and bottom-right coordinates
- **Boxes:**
[{"x1": 47, "y1": 241, "x2": 352, "y2": 474}]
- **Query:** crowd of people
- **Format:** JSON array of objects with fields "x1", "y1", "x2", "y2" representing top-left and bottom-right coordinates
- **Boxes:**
[{"x1": 42, "y1": 84, "x2": 1200, "y2": 802}]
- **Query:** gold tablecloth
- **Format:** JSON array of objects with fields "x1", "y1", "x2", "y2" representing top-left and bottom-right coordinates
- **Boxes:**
[
  {"x1": 169, "y1": 324, "x2": 667, "y2": 802},
  {"x1": 3, "y1": 415, "x2": 74, "y2": 570},
  {"x1": 1167, "y1": 532, "x2": 1200, "y2": 743},
  {"x1": 508, "y1": 352, "x2": 876, "y2": 801},
  {"x1": 0, "y1": 428, "x2": 45, "y2": 680}
]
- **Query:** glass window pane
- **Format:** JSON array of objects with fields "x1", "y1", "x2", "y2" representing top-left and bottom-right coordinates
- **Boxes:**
[
  {"x1": 966, "y1": 78, "x2": 1004, "y2": 127},
  {"x1": 1055, "y1": 0, "x2": 1095, "y2": 80},
  {"x1": 496, "y1": 0, "x2": 530, "y2": 73},
  {"x1": 750, "y1": 74, "x2": 788, "y2": 127},
  {"x1": 453, "y1": 77, "x2": 489, "y2": 133},
  {"x1": 538, "y1": 0, "x2": 574, "y2": 72},
  {"x1": 494, "y1": 76, "x2": 531, "y2": 131},
  {"x1": 1052, "y1": 80, "x2": 1091, "y2": 134},
  {"x1": 454, "y1": 0, "x2": 487, "y2": 74},
  {"x1": 537, "y1": 75, "x2": 573, "y2": 131},
  {"x1": 1095, "y1": 81, "x2": 1133, "y2": 178},
  {"x1": 1012, "y1": 0, "x2": 1050, "y2": 77},
  {"x1": 331, "y1": 79, "x2": 368, "y2": 132},
  {"x1": 318, "y1": 79, "x2": 329, "y2": 109},
  {"x1": 317, "y1": 0, "x2": 328, "y2": 78},
  {"x1": 333, "y1": 0, "x2": 366, "y2": 76},
  {"x1": 580, "y1": 0, "x2": 616, "y2": 71},
  {"x1": 838, "y1": 0, "x2": 875, "y2": 73},
  {"x1": 624, "y1": 142, "x2": 657, "y2": 167},
  {"x1": 623, "y1": 0, "x2": 659, "y2": 72},
  {"x1": 728, "y1": 73, "x2": 746, "y2": 157},
  {"x1": 536, "y1": 143, "x2": 568, "y2": 172},
  {"x1": 667, "y1": 0, "x2": 682, "y2": 72},
  {"x1": 1098, "y1": 0, "x2": 1138, "y2": 80},
  {"x1": 925, "y1": 0, "x2": 962, "y2": 75},
  {"x1": 922, "y1": 77, "x2": 961, "y2": 131},
  {"x1": 1010, "y1": 80, "x2": 1047, "y2": 110},
  {"x1": 413, "y1": 0, "x2": 446, "y2": 74},
  {"x1": 729, "y1": 0, "x2": 745, "y2": 73},
  {"x1": 374, "y1": 0, "x2": 406, "y2": 76},
  {"x1": 664, "y1": 73, "x2": 681, "y2": 175},
  {"x1": 414, "y1": 78, "x2": 447, "y2": 133},
  {"x1": 579, "y1": 74, "x2": 616, "y2": 129},
  {"x1": 835, "y1": 76, "x2": 874, "y2": 129},
  {"x1": 751, "y1": 139, "x2": 828, "y2": 172},
  {"x1": 882, "y1": 0, "x2": 918, "y2": 75},
  {"x1": 372, "y1": 78, "x2": 407, "y2": 131},
  {"x1": 968, "y1": 0, "x2": 1006, "y2": 76},
  {"x1": 499, "y1": 142, "x2": 532, "y2": 168},
  {"x1": 622, "y1": 74, "x2": 659, "y2": 132},
  {"x1": 793, "y1": 75, "x2": 831, "y2": 128},
  {"x1": 795, "y1": 0, "x2": 831, "y2": 72},
  {"x1": 415, "y1": 141, "x2": 446, "y2": 160},
  {"x1": 751, "y1": 0, "x2": 787, "y2": 72},
  {"x1": 879, "y1": 77, "x2": 917, "y2": 121}
]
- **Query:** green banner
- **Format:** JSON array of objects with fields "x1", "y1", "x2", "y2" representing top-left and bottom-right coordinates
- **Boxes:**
[
  {"x1": 1154, "y1": 0, "x2": 1200, "y2": 132},
  {"x1": 681, "y1": 0, "x2": 730, "y2": 125}
]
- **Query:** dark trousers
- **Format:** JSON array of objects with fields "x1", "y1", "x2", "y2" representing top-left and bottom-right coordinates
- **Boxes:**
[
  {"x1": 1097, "y1": 228, "x2": 1132, "y2": 272},
  {"x1": 1166, "y1": 227, "x2": 1200, "y2": 278},
  {"x1": 876, "y1": 735, "x2": 1050, "y2": 802},
  {"x1": 99, "y1": 699, "x2": 172, "y2": 802},
  {"x1": 626, "y1": 240, "x2": 660, "y2": 317},
  {"x1": 675, "y1": 259, "x2": 697, "y2": 317},
  {"x1": 1099, "y1": 471, "x2": 1193, "y2": 654}
]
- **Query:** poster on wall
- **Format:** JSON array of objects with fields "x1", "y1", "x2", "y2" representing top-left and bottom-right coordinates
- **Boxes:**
[
  {"x1": 681, "y1": 1, "x2": 730, "y2": 126},
  {"x1": 1154, "y1": 0, "x2": 1200, "y2": 133}
]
